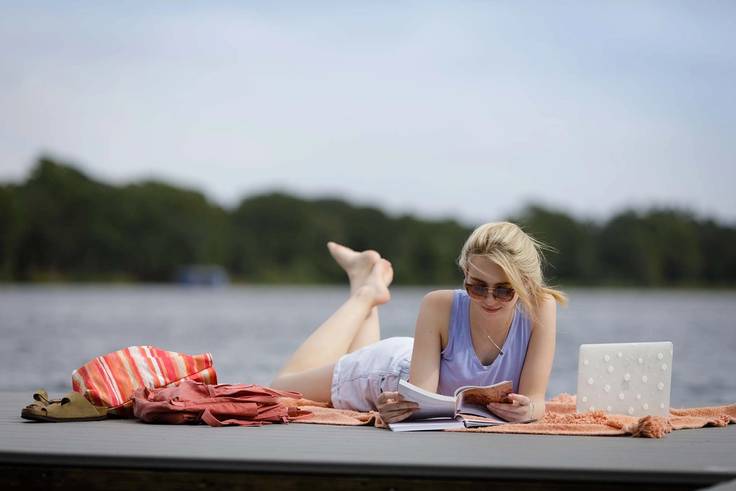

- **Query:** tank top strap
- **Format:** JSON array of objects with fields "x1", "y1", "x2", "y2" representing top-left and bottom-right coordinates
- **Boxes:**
[{"x1": 441, "y1": 290, "x2": 469, "y2": 361}]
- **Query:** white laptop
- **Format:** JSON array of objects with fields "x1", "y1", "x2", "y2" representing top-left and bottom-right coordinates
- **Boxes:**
[{"x1": 576, "y1": 342, "x2": 673, "y2": 417}]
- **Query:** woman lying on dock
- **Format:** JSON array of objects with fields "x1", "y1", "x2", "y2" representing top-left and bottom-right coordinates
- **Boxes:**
[{"x1": 271, "y1": 222, "x2": 567, "y2": 424}]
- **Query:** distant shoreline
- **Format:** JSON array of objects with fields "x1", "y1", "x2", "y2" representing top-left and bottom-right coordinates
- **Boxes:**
[
  {"x1": 1, "y1": 280, "x2": 734, "y2": 291},
  {"x1": 3, "y1": 157, "x2": 735, "y2": 288}
]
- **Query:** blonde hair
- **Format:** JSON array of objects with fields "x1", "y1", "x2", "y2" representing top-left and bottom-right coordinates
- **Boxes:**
[{"x1": 457, "y1": 221, "x2": 567, "y2": 318}]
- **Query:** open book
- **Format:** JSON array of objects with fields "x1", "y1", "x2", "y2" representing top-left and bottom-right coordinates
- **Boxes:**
[{"x1": 388, "y1": 379, "x2": 529, "y2": 432}]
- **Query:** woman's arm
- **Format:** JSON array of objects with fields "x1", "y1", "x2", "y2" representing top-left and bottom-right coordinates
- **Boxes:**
[
  {"x1": 408, "y1": 290, "x2": 453, "y2": 392},
  {"x1": 517, "y1": 295, "x2": 558, "y2": 420},
  {"x1": 376, "y1": 290, "x2": 452, "y2": 423}
]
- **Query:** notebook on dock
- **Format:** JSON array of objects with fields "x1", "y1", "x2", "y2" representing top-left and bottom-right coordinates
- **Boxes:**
[{"x1": 576, "y1": 342, "x2": 673, "y2": 417}]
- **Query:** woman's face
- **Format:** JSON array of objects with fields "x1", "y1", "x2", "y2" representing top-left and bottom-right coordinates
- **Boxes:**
[{"x1": 465, "y1": 255, "x2": 518, "y2": 318}]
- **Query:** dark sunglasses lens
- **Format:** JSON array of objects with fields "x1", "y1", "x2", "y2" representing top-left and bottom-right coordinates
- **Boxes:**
[
  {"x1": 465, "y1": 283, "x2": 487, "y2": 299},
  {"x1": 494, "y1": 287, "x2": 515, "y2": 302}
]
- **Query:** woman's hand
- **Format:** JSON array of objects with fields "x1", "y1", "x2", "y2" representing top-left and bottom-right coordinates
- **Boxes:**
[
  {"x1": 376, "y1": 391, "x2": 419, "y2": 424},
  {"x1": 485, "y1": 393, "x2": 535, "y2": 422}
]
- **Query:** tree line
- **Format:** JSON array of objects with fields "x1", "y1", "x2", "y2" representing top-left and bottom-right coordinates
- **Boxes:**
[{"x1": 0, "y1": 157, "x2": 734, "y2": 286}]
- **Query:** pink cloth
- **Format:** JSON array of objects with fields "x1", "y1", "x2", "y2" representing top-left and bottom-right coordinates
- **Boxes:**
[
  {"x1": 448, "y1": 394, "x2": 736, "y2": 438},
  {"x1": 284, "y1": 393, "x2": 736, "y2": 438},
  {"x1": 132, "y1": 380, "x2": 312, "y2": 427},
  {"x1": 133, "y1": 384, "x2": 735, "y2": 438}
]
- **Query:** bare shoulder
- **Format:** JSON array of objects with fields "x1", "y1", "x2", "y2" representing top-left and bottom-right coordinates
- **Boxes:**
[
  {"x1": 421, "y1": 289, "x2": 455, "y2": 311},
  {"x1": 530, "y1": 293, "x2": 558, "y2": 332},
  {"x1": 539, "y1": 293, "x2": 558, "y2": 312},
  {"x1": 418, "y1": 289, "x2": 455, "y2": 349}
]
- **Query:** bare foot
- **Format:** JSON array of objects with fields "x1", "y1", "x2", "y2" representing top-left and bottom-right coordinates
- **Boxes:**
[
  {"x1": 379, "y1": 258, "x2": 394, "y2": 288},
  {"x1": 354, "y1": 261, "x2": 391, "y2": 306},
  {"x1": 327, "y1": 241, "x2": 381, "y2": 292}
]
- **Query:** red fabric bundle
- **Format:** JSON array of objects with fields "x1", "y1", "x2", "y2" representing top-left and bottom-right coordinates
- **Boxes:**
[
  {"x1": 73, "y1": 346, "x2": 217, "y2": 417},
  {"x1": 132, "y1": 380, "x2": 313, "y2": 427}
]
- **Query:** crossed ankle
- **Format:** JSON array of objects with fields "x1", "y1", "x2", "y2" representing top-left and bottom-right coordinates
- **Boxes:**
[{"x1": 352, "y1": 284, "x2": 389, "y2": 306}]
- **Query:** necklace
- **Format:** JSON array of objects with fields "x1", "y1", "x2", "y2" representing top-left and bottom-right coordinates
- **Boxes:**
[
  {"x1": 472, "y1": 306, "x2": 514, "y2": 356},
  {"x1": 486, "y1": 334, "x2": 503, "y2": 356},
  {"x1": 478, "y1": 310, "x2": 514, "y2": 357},
  {"x1": 483, "y1": 330, "x2": 505, "y2": 356}
]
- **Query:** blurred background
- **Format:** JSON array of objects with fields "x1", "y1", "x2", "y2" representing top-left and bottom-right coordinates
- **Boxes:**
[{"x1": 1, "y1": 1, "x2": 734, "y2": 406}]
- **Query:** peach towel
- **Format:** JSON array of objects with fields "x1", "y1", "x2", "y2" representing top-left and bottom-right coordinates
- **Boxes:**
[{"x1": 282, "y1": 394, "x2": 736, "y2": 439}]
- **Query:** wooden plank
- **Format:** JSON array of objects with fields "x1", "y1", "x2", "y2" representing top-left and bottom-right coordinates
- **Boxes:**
[
  {"x1": 2, "y1": 392, "x2": 734, "y2": 489},
  {"x1": 0, "y1": 464, "x2": 702, "y2": 491}
]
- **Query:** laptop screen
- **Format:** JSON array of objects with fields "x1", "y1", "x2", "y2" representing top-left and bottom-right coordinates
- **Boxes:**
[{"x1": 576, "y1": 342, "x2": 673, "y2": 417}]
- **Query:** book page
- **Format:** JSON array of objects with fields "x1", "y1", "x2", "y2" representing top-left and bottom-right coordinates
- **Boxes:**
[
  {"x1": 454, "y1": 381, "x2": 513, "y2": 405},
  {"x1": 458, "y1": 414, "x2": 507, "y2": 427},
  {"x1": 397, "y1": 379, "x2": 456, "y2": 419},
  {"x1": 455, "y1": 401, "x2": 499, "y2": 419},
  {"x1": 455, "y1": 381, "x2": 513, "y2": 419}
]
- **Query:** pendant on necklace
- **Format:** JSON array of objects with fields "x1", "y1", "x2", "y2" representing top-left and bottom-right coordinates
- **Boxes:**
[{"x1": 486, "y1": 334, "x2": 505, "y2": 356}]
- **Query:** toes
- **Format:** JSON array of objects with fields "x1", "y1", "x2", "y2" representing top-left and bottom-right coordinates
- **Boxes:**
[
  {"x1": 364, "y1": 249, "x2": 381, "y2": 261},
  {"x1": 327, "y1": 241, "x2": 349, "y2": 254}
]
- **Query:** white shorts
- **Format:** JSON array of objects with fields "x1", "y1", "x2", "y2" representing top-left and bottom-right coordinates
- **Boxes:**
[{"x1": 330, "y1": 337, "x2": 413, "y2": 412}]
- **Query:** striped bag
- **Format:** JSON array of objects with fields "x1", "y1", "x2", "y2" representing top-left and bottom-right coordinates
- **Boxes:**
[{"x1": 72, "y1": 346, "x2": 217, "y2": 417}]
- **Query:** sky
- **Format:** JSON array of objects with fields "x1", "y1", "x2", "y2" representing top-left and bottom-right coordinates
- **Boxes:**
[{"x1": 1, "y1": 1, "x2": 735, "y2": 225}]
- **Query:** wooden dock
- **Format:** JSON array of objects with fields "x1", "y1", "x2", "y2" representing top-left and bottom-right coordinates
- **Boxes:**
[{"x1": 1, "y1": 392, "x2": 734, "y2": 490}]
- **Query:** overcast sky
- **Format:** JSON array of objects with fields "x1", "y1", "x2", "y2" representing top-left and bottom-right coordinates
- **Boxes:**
[{"x1": 1, "y1": 1, "x2": 734, "y2": 225}]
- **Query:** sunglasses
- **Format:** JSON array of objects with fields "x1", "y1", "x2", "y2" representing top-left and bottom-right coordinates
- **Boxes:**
[{"x1": 464, "y1": 281, "x2": 515, "y2": 302}]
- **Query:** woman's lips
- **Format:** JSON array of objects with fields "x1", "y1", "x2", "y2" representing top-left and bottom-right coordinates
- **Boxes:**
[{"x1": 482, "y1": 305, "x2": 502, "y2": 313}]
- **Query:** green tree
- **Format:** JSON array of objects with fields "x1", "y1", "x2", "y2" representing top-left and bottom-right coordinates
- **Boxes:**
[
  {"x1": 597, "y1": 208, "x2": 702, "y2": 286},
  {"x1": 598, "y1": 211, "x2": 663, "y2": 285},
  {"x1": 643, "y1": 209, "x2": 702, "y2": 285},
  {"x1": 13, "y1": 157, "x2": 123, "y2": 280},
  {"x1": 511, "y1": 204, "x2": 600, "y2": 284},
  {"x1": 698, "y1": 219, "x2": 736, "y2": 286},
  {"x1": 230, "y1": 192, "x2": 338, "y2": 282},
  {"x1": 0, "y1": 185, "x2": 19, "y2": 279},
  {"x1": 3, "y1": 156, "x2": 735, "y2": 287},
  {"x1": 120, "y1": 181, "x2": 230, "y2": 281},
  {"x1": 12, "y1": 157, "x2": 230, "y2": 281}
]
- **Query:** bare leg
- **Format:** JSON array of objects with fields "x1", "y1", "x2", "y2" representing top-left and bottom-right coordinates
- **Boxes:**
[
  {"x1": 271, "y1": 261, "x2": 392, "y2": 401},
  {"x1": 326, "y1": 242, "x2": 389, "y2": 352},
  {"x1": 274, "y1": 286, "x2": 385, "y2": 377},
  {"x1": 348, "y1": 306, "x2": 380, "y2": 353}
]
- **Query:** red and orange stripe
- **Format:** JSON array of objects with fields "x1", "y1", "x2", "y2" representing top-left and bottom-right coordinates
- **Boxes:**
[{"x1": 72, "y1": 345, "x2": 217, "y2": 416}]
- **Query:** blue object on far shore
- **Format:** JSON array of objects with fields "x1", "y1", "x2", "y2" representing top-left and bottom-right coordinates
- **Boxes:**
[{"x1": 175, "y1": 265, "x2": 229, "y2": 286}]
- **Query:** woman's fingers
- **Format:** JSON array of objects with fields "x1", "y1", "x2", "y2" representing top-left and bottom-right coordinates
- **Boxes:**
[
  {"x1": 381, "y1": 409, "x2": 415, "y2": 424},
  {"x1": 377, "y1": 391, "x2": 403, "y2": 404},
  {"x1": 486, "y1": 394, "x2": 533, "y2": 422},
  {"x1": 377, "y1": 391, "x2": 420, "y2": 423},
  {"x1": 488, "y1": 393, "x2": 530, "y2": 412},
  {"x1": 506, "y1": 393, "x2": 531, "y2": 405},
  {"x1": 377, "y1": 391, "x2": 418, "y2": 424},
  {"x1": 377, "y1": 392, "x2": 418, "y2": 410},
  {"x1": 380, "y1": 402, "x2": 418, "y2": 411},
  {"x1": 378, "y1": 401, "x2": 419, "y2": 413}
]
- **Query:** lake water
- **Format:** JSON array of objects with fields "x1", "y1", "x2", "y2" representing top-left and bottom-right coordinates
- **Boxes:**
[{"x1": 1, "y1": 285, "x2": 734, "y2": 407}]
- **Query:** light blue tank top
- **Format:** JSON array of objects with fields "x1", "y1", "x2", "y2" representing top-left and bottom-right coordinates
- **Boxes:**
[{"x1": 436, "y1": 289, "x2": 532, "y2": 396}]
